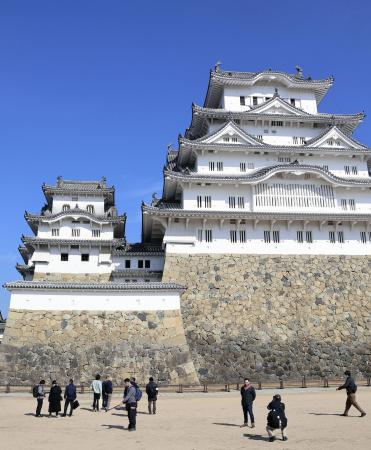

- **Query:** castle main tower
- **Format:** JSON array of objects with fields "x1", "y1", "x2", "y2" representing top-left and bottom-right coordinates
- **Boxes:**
[{"x1": 143, "y1": 66, "x2": 371, "y2": 381}]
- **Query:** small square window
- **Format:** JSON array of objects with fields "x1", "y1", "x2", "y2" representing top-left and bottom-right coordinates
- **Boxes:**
[
  {"x1": 138, "y1": 260, "x2": 144, "y2": 268},
  {"x1": 61, "y1": 253, "x2": 69, "y2": 261},
  {"x1": 125, "y1": 260, "x2": 131, "y2": 268},
  {"x1": 145, "y1": 260, "x2": 150, "y2": 269},
  {"x1": 81, "y1": 254, "x2": 89, "y2": 262}
]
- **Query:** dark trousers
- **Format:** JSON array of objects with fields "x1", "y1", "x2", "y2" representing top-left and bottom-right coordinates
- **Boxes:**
[
  {"x1": 148, "y1": 399, "x2": 157, "y2": 414},
  {"x1": 242, "y1": 402, "x2": 254, "y2": 424},
  {"x1": 64, "y1": 399, "x2": 74, "y2": 416},
  {"x1": 127, "y1": 402, "x2": 137, "y2": 429},
  {"x1": 36, "y1": 399, "x2": 43, "y2": 416},
  {"x1": 344, "y1": 393, "x2": 365, "y2": 415},
  {"x1": 93, "y1": 393, "x2": 100, "y2": 411}
]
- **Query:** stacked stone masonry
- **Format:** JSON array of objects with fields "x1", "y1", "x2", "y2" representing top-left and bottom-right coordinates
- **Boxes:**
[
  {"x1": 0, "y1": 309, "x2": 198, "y2": 385},
  {"x1": 162, "y1": 254, "x2": 371, "y2": 382}
]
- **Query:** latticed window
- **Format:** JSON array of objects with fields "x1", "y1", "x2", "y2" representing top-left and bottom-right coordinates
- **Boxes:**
[
  {"x1": 344, "y1": 165, "x2": 350, "y2": 175},
  {"x1": 351, "y1": 166, "x2": 358, "y2": 175},
  {"x1": 92, "y1": 229, "x2": 100, "y2": 237},
  {"x1": 239, "y1": 230, "x2": 246, "y2": 243},
  {"x1": 240, "y1": 96, "x2": 245, "y2": 106},
  {"x1": 197, "y1": 196, "x2": 202, "y2": 208},
  {"x1": 204, "y1": 196, "x2": 212, "y2": 208},
  {"x1": 273, "y1": 231, "x2": 280, "y2": 243},
  {"x1": 338, "y1": 231, "x2": 344, "y2": 244},
  {"x1": 62, "y1": 204, "x2": 70, "y2": 211},
  {"x1": 197, "y1": 229, "x2": 203, "y2": 242},
  {"x1": 297, "y1": 231, "x2": 303, "y2": 243},
  {"x1": 240, "y1": 162, "x2": 246, "y2": 172},
  {"x1": 230, "y1": 230, "x2": 237, "y2": 243},
  {"x1": 341, "y1": 199, "x2": 347, "y2": 210},
  {"x1": 349, "y1": 199, "x2": 356, "y2": 210},
  {"x1": 52, "y1": 228, "x2": 59, "y2": 237},
  {"x1": 216, "y1": 162, "x2": 223, "y2": 171},
  {"x1": 238, "y1": 196, "x2": 244, "y2": 209},
  {"x1": 271, "y1": 120, "x2": 283, "y2": 127},
  {"x1": 360, "y1": 231, "x2": 367, "y2": 244},
  {"x1": 247, "y1": 162, "x2": 255, "y2": 169},
  {"x1": 329, "y1": 231, "x2": 335, "y2": 243},
  {"x1": 228, "y1": 197, "x2": 236, "y2": 208},
  {"x1": 264, "y1": 231, "x2": 271, "y2": 243},
  {"x1": 71, "y1": 229, "x2": 80, "y2": 237},
  {"x1": 306, "y1": 231, "x2": 313, "y2": 243},
  {"x1": 209, "y1": 162, "x2": 215, "y2": 171},
  {"x1": 86, "y1": 204, "x2": 94, "y2": 214},
  {"x1": 205, "y1": 229, "x2": 213, "y2": 242}
]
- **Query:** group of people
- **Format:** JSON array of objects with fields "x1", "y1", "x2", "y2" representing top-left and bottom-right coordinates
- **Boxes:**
[
  {"x1": 34, "y1": 374, "x2": 158, "y2": 433},
  {"x1": 34, "y1": 370, "x2": 366, "y2": 441},
  {"x1": 34, "y1": 378, "x2": 77, "y2": 417},
  {"x1": 239, "y1": 371, "x2": 366, "y2": 442}
]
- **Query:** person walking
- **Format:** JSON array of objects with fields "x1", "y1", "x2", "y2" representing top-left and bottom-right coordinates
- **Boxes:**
[
  {"x1": 35, "y1": 380, "x2": 46, "y2": 417},
  {"x1": 337, "y1": 370, "x2": 366, "y2": 417},
  {"x1": 102, "y1": 375, "x2": 113, "y2": 412},
  {"x1": 266, "y1": 394, "x2": 288, "y2": 442},
  {"x1": 146, "y1": 377, "x2": 158, "y2": 414},
  {"x1": 239, "y1": 378, "x2": 256, "y2": 428},
  {"x1": 90, "y1": 374, "x2": 102, "y2": 412},
  {"x1": 48, "y1": 380, "x2": 62, "y2": 417},
  {"x1": 62, "y1": 379, "x2": 77, "y2": 417},
  {"x1": 122, "y1": 378, "x2": 137, "y2": 431}
]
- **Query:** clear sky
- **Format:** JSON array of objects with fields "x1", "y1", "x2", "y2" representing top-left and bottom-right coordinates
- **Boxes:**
[{"x1": 1, "y1": 0, "x2": 371, "y2": 315}]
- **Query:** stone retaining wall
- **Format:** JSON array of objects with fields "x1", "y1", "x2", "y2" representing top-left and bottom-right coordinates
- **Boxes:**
[
  {"x1": 0, "y1": 309, "x2": 198, "y2": 385},
  {"x1": 162, "y1": 254, "x2": 371, "y2": 382}
]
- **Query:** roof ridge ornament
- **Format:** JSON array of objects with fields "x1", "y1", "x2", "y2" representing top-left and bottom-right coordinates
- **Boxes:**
[
  {"x1": 295, "y1": 65, "x2": 303, "y2": 78},
  {"x1": 56, "y1": 176, "x2": 62, "y2": 187},
  {"x1": 273, "y1": 88, "x2": 280, "y2": 98},
  {"x1": 214, "y1": 61, "x2": 222, "y2": 72}
]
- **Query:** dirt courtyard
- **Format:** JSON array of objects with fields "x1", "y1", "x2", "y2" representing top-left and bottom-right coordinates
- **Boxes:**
[{"x1": 0, "y1": 388, "x2": 370, "y2": 450}]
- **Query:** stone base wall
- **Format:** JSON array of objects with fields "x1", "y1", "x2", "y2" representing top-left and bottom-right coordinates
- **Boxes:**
[
  {"x1": 162, "y1": 254, "x2": 371, "y2": 382},
  {"x1": 33, "y1": 273, "x2": 111, "y2": 282},
  {"x1": 0, "y1": 309, "x2": 198, "y2": 385}
]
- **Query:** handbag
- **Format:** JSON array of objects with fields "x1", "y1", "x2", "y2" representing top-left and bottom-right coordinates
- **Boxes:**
[{"x1": 72, "y1": 400, "x2": 80, "y2": 409}]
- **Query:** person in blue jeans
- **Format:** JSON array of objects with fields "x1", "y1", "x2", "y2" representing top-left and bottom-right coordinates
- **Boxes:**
[
  {"x1": 62, "y1": 379, "x2": 77, "y2": 417},
  {"x1": 240, "y1": 378, "x2": 256, "y2": 428}
]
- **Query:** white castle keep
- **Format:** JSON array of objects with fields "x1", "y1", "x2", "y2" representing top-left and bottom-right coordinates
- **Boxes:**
[{"x1": 143, "y1": 65, "x2": 371, "y2": 256}]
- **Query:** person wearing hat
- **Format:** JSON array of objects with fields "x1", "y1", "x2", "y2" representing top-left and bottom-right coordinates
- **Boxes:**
[
  {"x1": 266, "y1": 394, "x2": 288, "y2": 442},
  {"x1": 337, "y1": 370, "x2": 366, "y2": 417}
]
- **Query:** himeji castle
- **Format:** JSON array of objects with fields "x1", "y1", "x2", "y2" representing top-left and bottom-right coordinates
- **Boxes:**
[
  {"x1": 1, "y1": 65, "x2": 370, "y2": 384},
  {"x1": 142, "y1": 65, "x2": 371, "y2": 256}
]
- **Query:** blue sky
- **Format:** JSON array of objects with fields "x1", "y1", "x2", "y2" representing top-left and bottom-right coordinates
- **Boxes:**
[{"x1": 1, "y1": 0, "x2": 371, "y2": 314}]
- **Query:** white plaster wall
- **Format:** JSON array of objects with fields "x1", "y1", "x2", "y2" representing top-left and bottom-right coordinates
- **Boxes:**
[
  {"x1": 38, "y1": 220, "x2": 114, "y2": 239},
  {"x1": 9, "y1": 289, "x2": 181, "y2": 311},
  {"x1": 181, "y1": 182, "x2": 371, "y2": 213},
  {"x1": 112, "y1": 255, "x2": 164, "y2": 271},
  {"x1": 196, "y1": 153, "x2": 369, "y2": 177},
  {"x1": 223, "y1": 86, "x2": 318, "y2": 114},
  {"x1": 164, "y1": 221, "x2": 371, "y2": 255},
  {"x1": 52, "y1": 195, "x2": 106, "y2": 215}
]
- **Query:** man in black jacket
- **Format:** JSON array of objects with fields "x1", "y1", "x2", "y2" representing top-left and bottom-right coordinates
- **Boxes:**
[
  {"x1": 337, "y1": 370, "x2": 366, "y2": 417},
  {"x1": 239, "y1": 378, "x2": 256, "y2": 428},
  {"x1": 146, "y1": 377, "x2": 158, "y2": 414}
]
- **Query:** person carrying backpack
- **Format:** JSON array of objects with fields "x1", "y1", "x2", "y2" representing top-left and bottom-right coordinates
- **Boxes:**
[
  {"x1": 34, "y1": 379, "x2": 46, "y2": 417},
  {"x1": 123, "y1": 378, "x2": 137, "y2": 431},
  {"x1": 337, "y1": 370, "x2": 366, "y2": 417},
  {"x1": 146, "y1": 377, "x2": 158, "y2": 414},
  {"x1": 62, "y1": 379, "x2": 77, "y2": 417},
  {"x1": 266, "y1": 394, "x2": 288, "y2": 442},
  {"x1": 239, "y1": 378, "x2": 256, "y2": 428}
]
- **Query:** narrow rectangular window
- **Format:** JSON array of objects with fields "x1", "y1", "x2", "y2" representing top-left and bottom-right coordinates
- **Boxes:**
[
  {"x1": 290, "y1": 98, "x2": 296, "y2": 106},
  {"x1": 349, "y1": 199, "x2": 356, "y2": 210},
  {"x1": 293, "y1": 136, "x2": 298, "y2": 145},
  {"x1": 52, "y1": 228, "x2": 59, "y2": 236},
  {"x1": 197, "y1": 229, "x2": 203, "y2": 242},
  {"x1": 240, "y1": 96, "x2": 245, "y2": 106},
  {"x1": 216, "y1": 162, "x2": 223, "y2": 171},
  {"x1": 228, "y1": 196, "x2": 236, "y2": 209},
  {"x1": 240, "y1": 162, "x2": 246, "y2": 172},
  {"x1": 352, "y1": 166, "x2": 358, "y2": 175},
  {"x1": 300, "y1": 137, "x2": 306, "y2": 145},
  {"x1": 72, "y1": 229, "x2": 80, "y2": 237},
  {"x1": 209, "y1": 162, "x2": 215, "y2": 171},
  {"x1": 338, "y1": 231, "x2": 344, "y2": 244},
  {"x1": 329, "y1": 231, "x2": 335, "y2": 243},
  {"x1": 138, "y1": 260, "x2": 144, "y2": 268},
  {"x1": 239, "y1": 230, "x2": 246, "y2": 243},
  {"x1": 145, "y1": 260, "x2": 150, "y2": 268},
  {"x1": 306, "y1": 231, "x2": 313, "y2": 243},
  {"x1": 278, "y1": 157, "x2": 291, "y2": 163},
  {"x1": 197, "y1": 195, "x2": 202, "y2": 208},
  {"x1": 223, "y1": 136, "x2": 230, "y2": 142},
  {"x1": 341, "y1": 199, "x2": 347, "y2": 211},
  {"x1": 230, "y1": 230, "x2": 237, "y2": 243},
  {"x1": 125, "y1": 260, "x2": 131, "y2": 268},
  {"x1": 323, "y1": 165, "x2": 329, "y2": 171},
  {"x1": 231, "y1": 137, "x2": 238, "y2": 143},
  {"x1": 344, "y1": 165, "x2": 350, "y2": 175},
  {"x1": 273, "y1": 230, "x2": 280, "y2": 243},
  {"x1": 204, "y1": 196, "x2": 211, "y2": 208},
  {"x1": 92, "y1": 229, "x2": 101, "y2": 237},
  {"x1": 360, "y1": 231, "x2": 367, "y2": 244},
  {"x1": 252, "y1": 96, "x2": 258, "y2": 106},
  {"x1": 238, "y1": 196, "x2": 245, "y2": 209},
  {"x1": 297, "y1": 231, "x2": 303, "y2": 243},
  {"x1": 81, "y1": 254, "x2": 89, "y2": 262},
  {"x1": 61, "y1": 253, "x2": 69, "y2": 261},
  {"x1": 264, "y1": 230, "x2": 271, "y2": 243},
  {"x1": 205, "y1": 229, "x2": 212, "y2": 242},
  {"x1": 271, "y1": 120, "x2": 283, "y2": 127}
]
